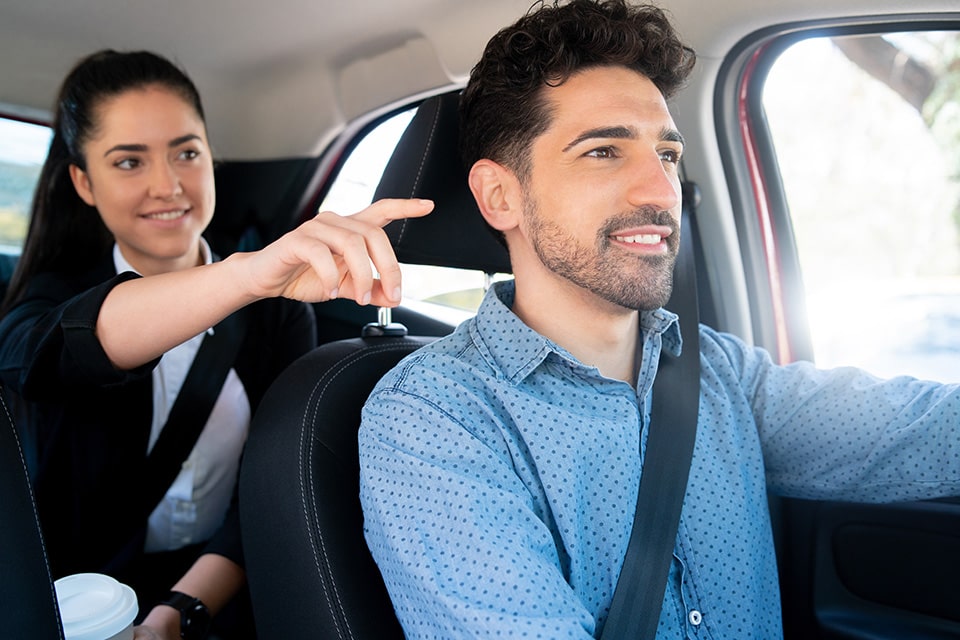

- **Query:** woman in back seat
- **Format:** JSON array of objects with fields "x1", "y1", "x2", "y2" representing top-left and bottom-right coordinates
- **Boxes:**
[{"x1": 0, "y1": 49, "x2": 431, "y2": 639}]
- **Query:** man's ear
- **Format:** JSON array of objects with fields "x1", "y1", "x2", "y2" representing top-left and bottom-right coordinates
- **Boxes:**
[
  {"x1": 468, "y1": 159, "x2": 521, "y2": 233},
  {"x1": 68, "y1": 164, "x2": 96, "y2": 207}
]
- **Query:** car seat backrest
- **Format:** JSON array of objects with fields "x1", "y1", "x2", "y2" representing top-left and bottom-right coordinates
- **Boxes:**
[
  {"x1": 0, "y1": 388, "x2": 64, "y2": 639},
  {"x1": 239, "y1": 336, "x2": 433, "y2": 638},
  {"x1": 239, "y1": 91, "x2": 503, "y2": 639}
]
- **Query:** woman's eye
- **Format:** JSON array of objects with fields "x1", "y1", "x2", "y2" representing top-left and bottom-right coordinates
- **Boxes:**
[
  {"x1": 178, "y1": 148, "x2": 200, "y2": 161},
  {"x1": 114, "y1": 158, "x2": 140, "y2": 170}
]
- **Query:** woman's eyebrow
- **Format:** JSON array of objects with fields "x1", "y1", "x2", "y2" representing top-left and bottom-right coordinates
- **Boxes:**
[
  {"x1": 169, "y1": 133, "x2": 202, "y2": 147},
  {"x1": 103, "y1": 134, "x2": 202, "y2": 157},
  {"x1": 103, "y1": 143, "x2": 146, "y2": 157}
]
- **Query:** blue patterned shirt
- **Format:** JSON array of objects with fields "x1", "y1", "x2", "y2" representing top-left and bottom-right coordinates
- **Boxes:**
[{"x1": 359, "y1": 280, "x2": 960, "y2": 639}]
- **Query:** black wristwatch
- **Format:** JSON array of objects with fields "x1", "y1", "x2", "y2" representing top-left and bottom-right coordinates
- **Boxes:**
[{"x1": 158, "y1": 590, "x2": 212, "y2": 640}]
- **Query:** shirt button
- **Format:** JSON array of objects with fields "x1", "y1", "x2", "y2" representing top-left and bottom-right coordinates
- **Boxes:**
[{"x1": 689, "y1": 610, "x2": 703, "y2": 626}]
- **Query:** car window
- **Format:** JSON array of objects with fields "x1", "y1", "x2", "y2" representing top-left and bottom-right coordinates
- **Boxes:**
[
  {"x1": 321, "y1": 104, "x2": 501, "y2": 324},
  {"x1": 0, "y1": 117, "x2": 51, "y2": 254},
  {"x1": 763, "y1": 31, "x2": 960, "y2": 382}
]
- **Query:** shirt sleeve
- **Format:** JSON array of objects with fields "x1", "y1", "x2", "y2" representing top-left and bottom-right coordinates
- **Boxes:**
[
  {"x1": 701, "y1": 326, "x2": 960, "y2": 502},
  {"x1": 0, "y1": 271, "x2": 156, "y2": 400},
  {"x1": 359, "y1": 370, "x2": 597, "y2": 640}
]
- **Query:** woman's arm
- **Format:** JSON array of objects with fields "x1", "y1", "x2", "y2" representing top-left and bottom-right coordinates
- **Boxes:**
[
  {"x1": 98, "y1": 199, "x2": 432, "y2": 370},
  {"x1": 134, "y1": 553, "x2": 246, "y2": 639}
]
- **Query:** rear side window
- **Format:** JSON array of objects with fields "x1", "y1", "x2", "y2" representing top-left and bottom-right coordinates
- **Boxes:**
[
  {"x1": 0, "y1": 117, "x2": 51, "y2": 254},
  {"x1": 763, "y1": 31, "x2": 960, "y2": 382}
]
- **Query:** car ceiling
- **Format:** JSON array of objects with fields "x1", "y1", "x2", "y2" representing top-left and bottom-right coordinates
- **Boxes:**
[{"x1": 1, "y1": 0, "x2": 957, "y2": 161}]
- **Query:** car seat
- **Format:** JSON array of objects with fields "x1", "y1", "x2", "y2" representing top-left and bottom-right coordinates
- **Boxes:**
[
  {"x1": 0, "y1": 387, "x2": 64, "y2": 638},
  {"x1": 238, "y1": 91, "x2": 508, "y2": 639}
]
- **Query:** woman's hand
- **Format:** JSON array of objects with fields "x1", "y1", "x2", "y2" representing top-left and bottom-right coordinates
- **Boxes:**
[
  {"x1": 238, "y1": 198, "x2": 434, "y2": 307},
  {"x1": 133, "y1": 619, "x2": 177, "y2": 639}
]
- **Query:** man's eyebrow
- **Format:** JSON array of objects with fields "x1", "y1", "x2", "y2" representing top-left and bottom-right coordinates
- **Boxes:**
[
  {"x1": 662, "y1": 127, "x2": 685, "y2": 147},
  {"x1": 563, "y1": 125, "x2": 636, "y2": 152},
  {"x1": 562, "y1": 125, "x2": 685, "y2": 152},
  {"x1": 103, "y1": 134, "x2": 202, "y2": 157}
]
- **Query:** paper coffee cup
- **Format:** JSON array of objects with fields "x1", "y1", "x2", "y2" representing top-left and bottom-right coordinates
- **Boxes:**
[{"x1": 54, "y1": 573, "x2": 138, "y2": 640}]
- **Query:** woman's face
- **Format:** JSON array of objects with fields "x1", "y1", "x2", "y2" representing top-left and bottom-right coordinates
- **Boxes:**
[{"x1": 69, "y1": 84, "x2": 215, "y2": 276}]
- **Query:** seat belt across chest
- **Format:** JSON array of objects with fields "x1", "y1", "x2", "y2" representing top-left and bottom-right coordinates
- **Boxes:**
[{"x1": 600, "y1": 193, "x2": 701, "y2": 640}]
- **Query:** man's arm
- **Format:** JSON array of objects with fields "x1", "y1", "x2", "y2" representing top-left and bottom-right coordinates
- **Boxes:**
[{"x1": 703, "y1": 325, "x2": 960, "y2": 502}]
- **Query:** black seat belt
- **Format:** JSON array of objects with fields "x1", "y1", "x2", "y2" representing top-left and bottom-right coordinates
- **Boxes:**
[
  {"x1": 108, "y1": 308, "x2": 248, "y2": 576},
  {"x1": 140, "y1": 308, "x2": 248, "y2": 520},
  {"x1": 600, "y1": 189, "x2": 701, "y2": 640}
]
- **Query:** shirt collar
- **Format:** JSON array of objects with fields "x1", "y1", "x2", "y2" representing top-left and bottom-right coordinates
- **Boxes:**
[
  {"x1": 112, "y1": 238, "x2": 212, "y2": 276},
  {"x1": 471, "y1": 279, "x2": 682, "y2": 385}
]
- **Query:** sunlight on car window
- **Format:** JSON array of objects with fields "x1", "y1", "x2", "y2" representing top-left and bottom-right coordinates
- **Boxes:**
[
  {"x1": 764, "y1": 32, "x2": 960, "y2": 382},
  {"x1": 321, "y1": 110, "x2": 415, "y2": 216},
  {"x1": 0, "y1": 118, "x2": 52, "y2": 254},
  {"x1": 320, "y1": 105, "x2": 497, "y2": 323}
]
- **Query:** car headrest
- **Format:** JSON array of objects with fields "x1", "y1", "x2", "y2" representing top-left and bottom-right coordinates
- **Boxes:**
[{"x1": 374, "y1": 92, "x2": 513, "y2": 275}]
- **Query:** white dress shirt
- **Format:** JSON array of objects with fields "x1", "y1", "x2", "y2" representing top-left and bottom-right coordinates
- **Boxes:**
[{"x1": 112, "y1": 242, "x2": 251, "y2": 553}]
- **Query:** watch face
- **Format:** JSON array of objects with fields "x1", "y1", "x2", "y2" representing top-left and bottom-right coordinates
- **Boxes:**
[{"x1": 180, "y1": 600, "x2": 211, "y2": 640}]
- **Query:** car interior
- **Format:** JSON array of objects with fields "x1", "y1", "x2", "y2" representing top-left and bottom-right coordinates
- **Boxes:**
[{"x1": 1, "y1": 0, "x2": 959, "y2": 638}]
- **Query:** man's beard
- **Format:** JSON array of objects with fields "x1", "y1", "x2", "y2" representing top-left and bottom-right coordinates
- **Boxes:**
[{"x1": 523, "y1": 197, "x2": 679, "y2": 311}]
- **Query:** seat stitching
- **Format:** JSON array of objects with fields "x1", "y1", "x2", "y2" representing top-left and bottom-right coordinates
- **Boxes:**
[
  {"x1": 297, "y1": 343, "x2": 423, "y2": 638},
  {"x1": 393, "y1": 99, "x2": 442, "y2": 251}
]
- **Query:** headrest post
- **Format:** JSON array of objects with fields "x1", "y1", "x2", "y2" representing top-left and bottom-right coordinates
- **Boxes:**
[
  {"x1": 483, "y1": 272, "x2": 494, "y2": 293},
  {"x1": 362, "y1": 306, "x2": 409, "y2": 338}
]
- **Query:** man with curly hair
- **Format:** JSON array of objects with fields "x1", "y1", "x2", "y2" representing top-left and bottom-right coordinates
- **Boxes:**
[{"x1": 359, "y1": 1, "x2": 960, "y2": 638}]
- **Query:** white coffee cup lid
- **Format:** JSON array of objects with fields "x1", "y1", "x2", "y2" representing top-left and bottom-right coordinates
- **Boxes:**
[{"x1": 54, "y1": 573, "x2": 138, "y2": 640}]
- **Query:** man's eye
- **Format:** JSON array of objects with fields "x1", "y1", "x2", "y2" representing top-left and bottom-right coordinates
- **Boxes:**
[
  {"x1": 586, "y1": 147, "x2": 617, "y2": 159},
  {"x1": 659, "y1": 149, "x2": 681, "y2": 164}
]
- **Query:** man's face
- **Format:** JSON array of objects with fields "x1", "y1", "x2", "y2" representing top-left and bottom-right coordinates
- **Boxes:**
[{"x1": 517, "y1": 65, "x2": 683, "y2": 312}]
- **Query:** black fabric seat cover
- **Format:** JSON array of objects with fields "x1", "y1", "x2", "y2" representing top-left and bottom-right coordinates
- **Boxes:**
[
  {"x1": 378, "y1": 91, "x2": 512, "y2": 275},
  {"x1": 239, "y1": 337, "x2": 433, "y2": 639},
  {"x1": 0, "y1": 388, "x2": 63, "y2": 639}
]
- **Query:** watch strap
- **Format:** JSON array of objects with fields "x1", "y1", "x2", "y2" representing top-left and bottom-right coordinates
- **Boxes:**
[{"x1": 158, "y1": 590, "x2": 211, "y2": 640}]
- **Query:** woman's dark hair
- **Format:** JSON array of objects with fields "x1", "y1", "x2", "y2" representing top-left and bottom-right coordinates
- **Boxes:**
[
  {"x1": 2, "y1": 49, "x2": 205, "y2": 312},
  {"x1": 459, "y1": 0, "x2": 696, "y2": 179}
]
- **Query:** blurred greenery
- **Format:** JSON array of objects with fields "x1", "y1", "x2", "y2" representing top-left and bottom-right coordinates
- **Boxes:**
[
  {"x1": 923, "y1": 33, "x2": 960, "y2": 233},
  {"x1": 0, "y1": 207, "x2": 27, "y2": 247},
  {"x1": 0, "y1": 159, "x2": 35, "y2": 249}
]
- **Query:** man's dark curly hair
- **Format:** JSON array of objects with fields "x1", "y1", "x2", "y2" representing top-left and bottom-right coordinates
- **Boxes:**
[{"x1": 459, "y1": 0, "x2": 696, "y2": 180}]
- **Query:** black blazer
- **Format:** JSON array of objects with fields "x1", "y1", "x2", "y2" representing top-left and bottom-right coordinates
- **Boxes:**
[{"x1": 0, "y1": 256, "x2": 316, "y2": 582}]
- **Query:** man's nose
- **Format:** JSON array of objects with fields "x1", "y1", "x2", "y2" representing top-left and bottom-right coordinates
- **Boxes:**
[{"x1": 626, "y1": 154, "x2": 681, "y2": 213}]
